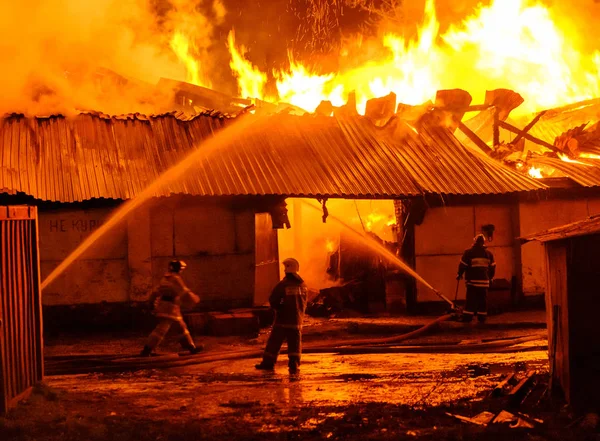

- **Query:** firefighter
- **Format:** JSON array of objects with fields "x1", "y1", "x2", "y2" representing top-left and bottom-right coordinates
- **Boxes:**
[
  {"x1": 456, "y1": 234, "x2": 496, "y2": 323},
  {"x1": 255, "y1": 258, "x2": 308, "y2": 374},
  {"x1": 140, "y1": 260, "x2": 203, "y2": 356}
]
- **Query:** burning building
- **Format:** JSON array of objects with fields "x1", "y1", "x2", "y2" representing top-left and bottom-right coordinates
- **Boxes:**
[
  {"x1": 0, "y1": 102, "x2": 544, "y2": 329},
  {"x1": 4, "y1": 0, "x2": 600, "y2": 326}
]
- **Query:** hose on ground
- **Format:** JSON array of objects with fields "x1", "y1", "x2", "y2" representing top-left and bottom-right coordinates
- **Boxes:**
[
  {"x1": 44, "y1": 313, "x2": 547, "y2": 375},
  {"x1": 308, "y1": 314, "x2": 454, "y2": 348}
]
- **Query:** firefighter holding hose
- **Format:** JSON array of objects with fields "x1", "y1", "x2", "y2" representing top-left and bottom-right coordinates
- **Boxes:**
[
  {"x1": 141, "y1": 260, "x2": 203, "y2": 356},
  {"x1": 456, "y1": 234, "x2": 496, "y2": 323},
  {"x1": 255, "y1": 258, "x2": 308, "y2": 374}
]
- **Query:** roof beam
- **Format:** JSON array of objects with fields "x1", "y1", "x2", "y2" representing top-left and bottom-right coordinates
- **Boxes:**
[
  {"x1": 512, "y1": 110, "x2": 549, "y2": 145},
  {"x1": 457, "y1": 122, "x2": 494, "y2": 155},
  {"x1": 498, "y1": 120, "x2": 560, "y2": 153}
]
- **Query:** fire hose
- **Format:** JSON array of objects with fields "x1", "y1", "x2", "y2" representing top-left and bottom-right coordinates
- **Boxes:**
[
  {"x1": 43, "y1": 278, "x2": 545, "y2": 376},
  {"x1": 45, "y1": 327, "x2": 546, "y2": 376}
]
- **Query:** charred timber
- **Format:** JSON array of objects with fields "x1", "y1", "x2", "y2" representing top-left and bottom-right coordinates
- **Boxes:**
[
  {"x1": 512, "y1": 110, "x2": 549, "y2": 145},
  {"x1": 457, "y1": 122, "x2": 494, "y2": 155},
  {"x1": 498, "y1": 120, "x2": 559, "y2": 152}
]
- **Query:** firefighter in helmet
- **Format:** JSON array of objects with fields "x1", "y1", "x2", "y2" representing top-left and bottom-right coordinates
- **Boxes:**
[
  {"x1": 255, "y1": 258, "x2": 308, "y2": 374},
  {"x1": 141, "y1": 260, "x2": 203, "y2": 356},
  {"x1": 457, "y1": 234, "x2": 496, "y2": 323}
]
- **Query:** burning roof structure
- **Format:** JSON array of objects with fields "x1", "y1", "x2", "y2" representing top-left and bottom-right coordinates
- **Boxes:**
[
  {"x1": 0, "y1": 103, "x2": 545, "y2": 203},
  {"x1": 457, "y1": 95, "x2": 600, "y2": 188},
  {"x1": 4, "y1": 0, "x2": 600, "y2": 201}
]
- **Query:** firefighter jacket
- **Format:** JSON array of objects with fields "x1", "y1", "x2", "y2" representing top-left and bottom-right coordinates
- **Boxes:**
[
  {"x1": 150, "y1": 273, "x2": 199, "y2": 321},
  {"x1": 457, "y1": 245, "x2": 496, "y2": 288},
  {"x1": 269, "y1": 274, "x2": 308, "y2": 329}
]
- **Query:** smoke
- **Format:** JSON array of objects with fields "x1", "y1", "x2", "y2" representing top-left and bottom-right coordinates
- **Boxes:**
[{"x1": 0, "y1": 0, "x2": 225, "y2": 116}]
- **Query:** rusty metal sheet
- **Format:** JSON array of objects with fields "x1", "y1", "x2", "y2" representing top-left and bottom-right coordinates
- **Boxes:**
[
  {"x1": 0, "y1": 111, "x2": 546, "y2": 202},
  {"x1": 0, "y1": 205, "x2": 43, "y2": 415},
  {"x1": 528, "y1": 156, "x2": 600, "y2": 187},
  {"x1": 521, "y1": 214, "x2": 600, "y2": 243}
]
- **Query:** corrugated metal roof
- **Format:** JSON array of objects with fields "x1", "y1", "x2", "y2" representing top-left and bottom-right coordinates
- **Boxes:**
[
  {"x1": 521, "y1": 214, "x2": 600, "y2": 242},
  {"x1": 0, "y1": 111, "x2": 546, "y2": 202},
  {"x1": 524, "y1": 99, "x2": 600, "y2": 145},
  {"x1": 528, "y1": 156, "x2": 600, "y2": 187}
]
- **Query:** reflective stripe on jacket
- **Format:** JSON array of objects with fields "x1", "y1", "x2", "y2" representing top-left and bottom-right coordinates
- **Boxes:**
[
  {"x1": 150, "y1": 273, "x2": 199, "y2": 321},
  {"x1": 269, "y1": 274, "x2": 308, "y2": 329},
  {"x1": 457, "y1": 245, "x2": 496, "y2": 288}
]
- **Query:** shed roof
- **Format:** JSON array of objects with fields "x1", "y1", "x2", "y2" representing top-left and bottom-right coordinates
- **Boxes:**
[
  {"x1": 528, "y1": 156, "x2": 600, "y2": 187},
  {"x1": 0, "y1": 111, "x2": 546, "y2": 202},
  {"x1": 520, "y1": 214, "x2": 600, "y2": 243}
]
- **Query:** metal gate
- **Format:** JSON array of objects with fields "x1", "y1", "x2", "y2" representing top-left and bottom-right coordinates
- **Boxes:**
[{"x1": 0, "y1": 206, "x2": 43, "y2": 414}]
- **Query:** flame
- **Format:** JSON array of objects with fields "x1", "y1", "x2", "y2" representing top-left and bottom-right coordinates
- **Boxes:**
[
  {"x1": 274, "y1": 55, "x2": 339, "y2": 112},
  {"x1": 558, "y1": 153, "x2": 592, "y2": 165},
  {"x1": 325, "y1": 239, "x2": 336, "y2": 253},
  {"x1": 364, "y1": 213, "x2": 385, "y2": 231},
  {"x1": 227, "y1": 30, "x2": 267, "y2": 100},
  {"x1": 272, "y1": 0, "x2": 441, "y2": 114},
  {"x1": 580, "y1": 153, "x2": 600, "y2": 160},
  {"x1": 528, "y1": 166, "x2": 543, "y2": 179},
  {"x1": 443, "y1": 0, "x2": 600, "y2": 113},
  {"x1": 224, "y1": 0, "x2": 600, "y2": 117},
  {"x1": 170, "y1": 31, "x2": 211, "y2": 88}
]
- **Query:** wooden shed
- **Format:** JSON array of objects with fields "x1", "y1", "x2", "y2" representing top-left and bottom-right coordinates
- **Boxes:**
[{"x1": 522, "y1": 214, "x2": 600, "y2": 411}]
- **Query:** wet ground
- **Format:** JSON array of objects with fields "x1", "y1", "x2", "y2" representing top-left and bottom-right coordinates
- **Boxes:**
[{"x1": 2, "y1": 313, "x2": 591, "y2": 440}]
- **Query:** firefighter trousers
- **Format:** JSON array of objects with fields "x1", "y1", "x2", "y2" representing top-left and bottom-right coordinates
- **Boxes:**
[
  {"x1": 463, "y1": 285, "x2": 488, "y2": 322},
  {"x1": 146, "y1": 318, "x2": 195, "y2": 350},
  {"x1": 261, "y1": 325, "x2": 302, "y2": 369}
]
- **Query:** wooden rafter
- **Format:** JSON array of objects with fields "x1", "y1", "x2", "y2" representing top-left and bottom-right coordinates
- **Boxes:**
[
  {"x1": 457, "y1": 122, "x2": 493, "y2": 155},
  {"x1": 497, "y1": 120, "x2": 560, "y2": 153},
  {"x1": 512, "y1": 110, "x2": 549, "y2": 145}
]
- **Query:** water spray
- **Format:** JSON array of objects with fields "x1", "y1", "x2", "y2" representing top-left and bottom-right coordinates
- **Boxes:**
[
  {"x1": 41, "y1": 113, "x2": 263, "y2": 290},
  {"x1": 300, "y1": 199, "x2": 459, "y2": 312}
]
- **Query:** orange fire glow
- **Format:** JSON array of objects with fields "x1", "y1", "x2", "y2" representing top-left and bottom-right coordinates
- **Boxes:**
[
  {"x1": 217, "y1": 0, "x2": 600, "y2": 116},
  {"x1": 227, "y1": 30, "x2": 268, "y2": 100},
  {"x1": 170, "y1": 31, "x2": 212, "y2": 89},
  {"x1": 557, "y1": 153, "x2": 593, "y2": 165},
  {"x1": 528, "y1": 167, "x2": 543, "y2": 179},
  {"x1": 325, "y1": 239, "x2": 336, "y2": 253}
]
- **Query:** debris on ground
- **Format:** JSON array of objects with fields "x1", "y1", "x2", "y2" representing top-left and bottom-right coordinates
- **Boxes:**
[
  {"x1": 447, "y1": 409, "x2": 543, "y2": 429},
  {"x1": 446, "y1": 411, "x2": 495, "y2": 426}
]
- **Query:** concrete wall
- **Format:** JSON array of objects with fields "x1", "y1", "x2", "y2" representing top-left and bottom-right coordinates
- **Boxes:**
[
  {"x1": 519, "y1": 197, "x2": 600, "y2": 295},
  {"x1": 40, "y1": 197, "x2": 257, "y2": 310},
  {"x1": 414, "y1": 204, "x2": 515, "y2": 302},
  {"x1": 149, "y1": 197, "x2": 256, "y2": 309},
  {"x1": 40, "y1": 207, "x2": 129, "y2": 305}
]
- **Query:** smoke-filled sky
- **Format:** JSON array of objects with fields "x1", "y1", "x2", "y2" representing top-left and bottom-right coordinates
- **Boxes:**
[{"x1": 1, "y1": 0, "x2": 600, "y2": 115}]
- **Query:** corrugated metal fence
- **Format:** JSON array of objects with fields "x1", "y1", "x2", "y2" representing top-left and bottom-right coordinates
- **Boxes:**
[{"x1": 0, "y1": 206, "x2": 43, "y2": 414}]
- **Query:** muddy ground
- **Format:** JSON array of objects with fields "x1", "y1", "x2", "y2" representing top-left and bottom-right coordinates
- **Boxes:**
[{"x1": 1, "y1": 314, "x2": 594, "y2": 441}]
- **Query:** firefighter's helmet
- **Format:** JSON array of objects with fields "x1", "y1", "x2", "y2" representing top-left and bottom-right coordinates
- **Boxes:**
[
  {"x1": 282, "y1": 258, "x2": 300, "y2": 274},
  {"x1": 474, "y1": 234, "x2": 486, "y2": 245},
  {"x1": 168, "y1": 260, "x2": 187, "y2": 273}
]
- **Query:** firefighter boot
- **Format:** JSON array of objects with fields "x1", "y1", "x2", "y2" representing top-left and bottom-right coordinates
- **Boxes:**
[
  {"x1": 255, "y1": 361, "x2": 275, "y2": 371},
  {"x1": 288, "y1": 357, "x2": 300, "y2": 375},
  {"x1": 188, "y1": 344, "x2": 204, "y2": 355},
  {"x1": 180, "y1": 338, "x2": 204, "y2": 355}
]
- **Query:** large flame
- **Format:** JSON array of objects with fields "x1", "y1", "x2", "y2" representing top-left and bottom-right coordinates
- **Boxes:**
[
  {"x1": 443, "y1": 0, "x2": 600, "y2": 113},
  {"x1": 227, "y1": 30, "x2": 267, "y2": 100},
  {"x1": 170, "y1": 31, "x2": 212, "y2": 88},
  {"x1": 220, "y1": 0, "x2": 600, "y2": 116}
]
